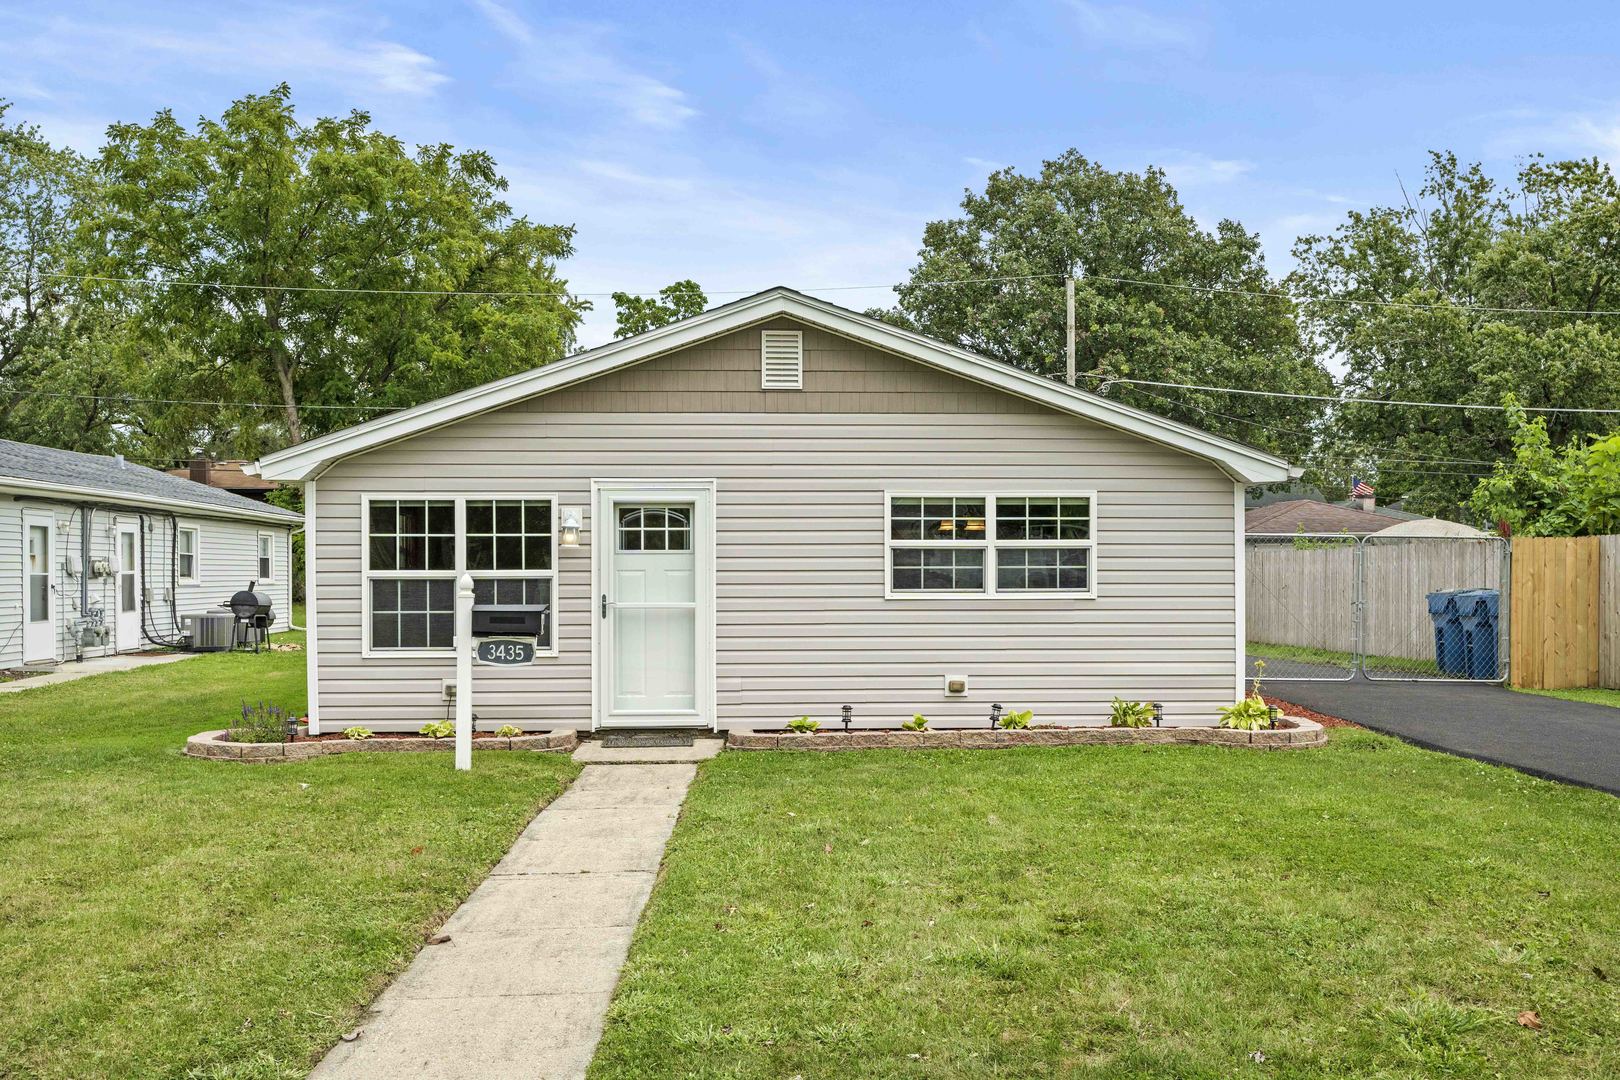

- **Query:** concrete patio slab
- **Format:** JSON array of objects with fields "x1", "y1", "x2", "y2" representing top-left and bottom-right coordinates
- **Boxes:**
[
  {"x1": 309, "y1": 762, "x2": 699, "y2": 1080},
  {"x1": 571, "y1": 738, "x2": 724, "y2": 764},
  {"x1": 0, "y1": 650, "x2": 200, "y2": 693}
]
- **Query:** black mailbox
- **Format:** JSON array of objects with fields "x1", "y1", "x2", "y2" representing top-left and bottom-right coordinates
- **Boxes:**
[{"x1": 471, "y1": 603, "x2": 548, "y2": 638}]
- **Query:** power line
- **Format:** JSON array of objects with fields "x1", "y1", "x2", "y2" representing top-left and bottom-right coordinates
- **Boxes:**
[
  {"x1": 4, "y1": 386, "x2": 396, "y2": 411},
  {"x1": 1080, "y1": 372, "x2": 1620, "y2": 415}
]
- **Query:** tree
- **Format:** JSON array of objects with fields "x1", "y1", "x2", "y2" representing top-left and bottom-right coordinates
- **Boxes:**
[
  {"x1": 611, "y1": 280, "x2": 707, "y2": 337},
  {"x1": 872, "y1": 151, "x2": 1333, "y2": 462},
  {"x1": 84, "y1": 85, "x2": 585, "y2": 455},
  {"x1": 1467, "y1": 399, "x2": 1620, "y2": 537},
  {"x1": 0, "y1": 104, "x2": 136, "y2": 452},
  {"x1": 1291, "y1": 153, "x2": 1620, "y2": 516}
]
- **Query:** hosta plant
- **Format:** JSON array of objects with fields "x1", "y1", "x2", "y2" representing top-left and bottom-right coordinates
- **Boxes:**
[
  {"x1": 997, "y1": 708, "x2": 1033, "y2": 729},
  {"x1": 787, "y1": 716, "x2": 820, "y2": 734},
  {"x1": 901, "y1": 714, "x2": 930, "y2": 731},
  {"x1": 342, "y1": 727, "x2": 374, "y2": 740},
  {"x1": 419, "y1": 720, "x2": 455, "y2": 739},
  {"x1": 1108, "y1": 698, "x2": 1155, "y2": 728},
  {"x1": 494, "y1": 724, "x2": 523, "y2": 738},
  {"x1": 1218, "y1": 696, "x2": 1274, "y2": 731}
]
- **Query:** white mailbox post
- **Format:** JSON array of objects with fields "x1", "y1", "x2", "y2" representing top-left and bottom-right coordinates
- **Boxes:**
[{"x1": 455, "y1": 572, "x2": 474, "y2": 771}]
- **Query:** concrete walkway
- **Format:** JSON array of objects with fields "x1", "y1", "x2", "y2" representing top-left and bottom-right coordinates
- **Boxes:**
[
  {"x1": 1272, "y1": 675, "x2": 1620, "y2": 796},
  {"x1": 310, "y1": 760, "x2": 697, "y2": 1080},
  {"x1": 0, "y1": 650, "x2": 200, "y2": 694}
]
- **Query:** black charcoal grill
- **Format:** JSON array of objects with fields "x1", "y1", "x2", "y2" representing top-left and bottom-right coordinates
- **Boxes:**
[{"x1": 227, "y1": 581, "x2": 275, "y2": 653}]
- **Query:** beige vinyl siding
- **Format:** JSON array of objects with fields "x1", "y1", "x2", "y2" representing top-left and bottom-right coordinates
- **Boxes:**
[
  {"x1": 312, "y1": 318, "x2": 1240, "y2": 730},
  {"x1": 0, "y1": 501, "x2": 21, "y2": 665}
]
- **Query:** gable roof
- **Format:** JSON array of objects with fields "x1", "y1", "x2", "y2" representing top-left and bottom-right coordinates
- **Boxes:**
[
  {"x1": 255, "y1": 286, "x2": 1296, "y2": 484},
  {"x1": 1245, "y1": 498, "x2": 1410, "y2": 536},
  {"x1": 0, "y1": 439, "x2": 301, "y2": 524}
]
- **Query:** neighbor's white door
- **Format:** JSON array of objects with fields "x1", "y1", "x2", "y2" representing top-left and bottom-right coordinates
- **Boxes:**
[
  {"x1": 595, "y1": 483, "x2": 714, "y2": 728},
  {"x1": 116, "y1": 522, "x2": 141, "y2": 650},
  {"x1": 22, "y1": 512, "x2": 55, "y2": 663}
]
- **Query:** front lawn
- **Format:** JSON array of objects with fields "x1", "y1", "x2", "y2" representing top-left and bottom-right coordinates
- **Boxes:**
[
  {"x1": 593, "y1": 735, "x2": 1620, "y2": 1078},
  {"x1": 0, "y1": 634, "x2": 578, "y2": 1079}
]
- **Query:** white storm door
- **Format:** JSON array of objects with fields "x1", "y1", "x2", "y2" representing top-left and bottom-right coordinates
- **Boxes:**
[
  {"x1": 116, "y1": 522, "x2": 141, "y2": 650},
  {"x1": 22, "y1": 513, "x2": 55, "y2": 662},
  {"x1": 595, "y1": 483, "x2": 714, "y2": 729}
]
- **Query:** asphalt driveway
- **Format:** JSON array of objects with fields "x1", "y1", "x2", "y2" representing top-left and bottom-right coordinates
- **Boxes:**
[{"x1": 1268, "y1": 675, "x2": 1620, "y2": 796}]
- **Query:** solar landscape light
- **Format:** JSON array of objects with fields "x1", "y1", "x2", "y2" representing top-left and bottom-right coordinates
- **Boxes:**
[
  {"x1": 989, "y1": 703, "x2": 1002, "y2": 729},
  {"x1": 841, "y1": 704, "x2": 853, "y2": 732}
]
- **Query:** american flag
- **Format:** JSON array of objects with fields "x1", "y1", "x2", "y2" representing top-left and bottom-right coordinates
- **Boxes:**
[{"x1": 1351, "y1": 477, "x2": 1374, "y2": 498}]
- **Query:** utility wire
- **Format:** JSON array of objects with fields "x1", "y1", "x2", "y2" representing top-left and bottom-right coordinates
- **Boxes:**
[{"x1": 1078, "y1": 372, "x2": 1620, "y2": 415}]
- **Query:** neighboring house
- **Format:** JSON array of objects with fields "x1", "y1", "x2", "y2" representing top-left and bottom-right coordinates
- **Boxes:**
[
  {"x1": 0, "y1": 439, "x2": 300, "y2": 668},
  {"x1": 165, "y1": 457, "x2": 282, "y2": 503},
  {"x1": 1245, "y1": 498, "x2": 1413, "y2": 537},
  {"x1": 255, "y1": 287, "x2": 1294, "y2": 734}
]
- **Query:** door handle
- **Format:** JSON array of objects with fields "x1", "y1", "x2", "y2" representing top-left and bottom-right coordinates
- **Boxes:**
[{"x1": 601, "y1": 593, "x2": 609, "y2": 618}]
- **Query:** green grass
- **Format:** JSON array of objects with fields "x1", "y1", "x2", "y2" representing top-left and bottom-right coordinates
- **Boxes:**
[
  {"x1": 592, "y1": 736, "x2": 1620, "y2": 1078},
  {"x1": 0, "y1": 629, "x2": 579, "y2": 1079},
  {"x1": 1248, "y1": 639, "x2": 1443, "y2": 677},
  {"x1": 1514, "y1": 686, "x2": 1620, "y2": 709}
]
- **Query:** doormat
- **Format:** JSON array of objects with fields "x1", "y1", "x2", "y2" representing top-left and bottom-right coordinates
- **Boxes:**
[{"x1": 601, "y1": 732, "x2": 696, "y2": 748}]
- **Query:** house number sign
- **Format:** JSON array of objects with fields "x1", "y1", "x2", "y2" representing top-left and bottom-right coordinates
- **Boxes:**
[{"x1": 475, "y1": 638, "x2": 535, "y2": 665}]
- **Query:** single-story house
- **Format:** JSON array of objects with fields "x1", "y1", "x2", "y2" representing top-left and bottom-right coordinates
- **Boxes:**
[
  {"x1": 165, "y1": 457, "x2": 282, "y2": 503},
  {"x1": 1245, "y1": 497, "x2": 1488, "y2": 538},
  {"x1": 0, "y1": 439, "x2": 300, "y2": 668},
  {"x1": 255, "y1": 287, "x2": 1295, "y2": 734}
]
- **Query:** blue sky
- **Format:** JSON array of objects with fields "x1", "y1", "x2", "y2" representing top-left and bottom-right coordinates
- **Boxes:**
[{"x1": 5, "y1": 1, "x2": 1619, "y2": 346}]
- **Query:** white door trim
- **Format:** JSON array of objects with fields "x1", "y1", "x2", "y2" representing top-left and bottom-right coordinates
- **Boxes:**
[
  {"x1": 590, "y1": 479, "x2": 717, "y2": 731},
  {"x1": 115, "y1": 519, "x2": 142, "y2": 652},
  {"x1": 22, "y1": 510, "x2": 56, "y2": 663}
]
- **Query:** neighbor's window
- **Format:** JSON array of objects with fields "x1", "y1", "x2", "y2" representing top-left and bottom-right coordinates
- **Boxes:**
[
  {"x1": 177, "y1": 527, "x2": 200, "y2": 583},
  {"x1": 886, "y1": 494, "x2": 1094, "y2": 597},
  {"x1": 365, "y1": 495, "x2": 557, "y2": 654},
  {"x1": 257, "y1": 532, "x2": 276, "y2": 582}
]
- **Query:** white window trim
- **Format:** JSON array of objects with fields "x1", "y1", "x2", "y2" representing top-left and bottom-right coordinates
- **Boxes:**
[
  {"x1": 360, "y1": 493, "x2": 560, "y2": 660},
  {"x1": 256, "y1": 531, "x2": 277, "y2": 584},
  {"x1": 883, "y1": 491, "x2": 1099, "y2": 600},
  {"x1": 177, "y1": 525, "x2": 201, "y2": 585}
]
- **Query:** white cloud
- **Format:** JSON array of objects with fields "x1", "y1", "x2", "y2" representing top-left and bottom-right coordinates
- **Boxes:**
[
  {"x1": 468, "y1": 5, "x2": 695, "y2": 130},
  {"x1": 731, "y1": 37, "x2": 848, "y2": 128},
  {"x1": 1482, "y1": 105, "x2": 1620, "y2": 162},
  {"x1": 963, "y1": 156, "x2": 1005, "y2": 173},
  {"x1": 1160, "y1": 153, "x2": 1254, "y2": 187},
  {"x1": 1063, "y1": 1, "x2": 1200, "y2": 51}
]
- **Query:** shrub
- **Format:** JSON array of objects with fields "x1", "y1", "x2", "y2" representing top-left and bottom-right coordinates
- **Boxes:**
[
  {"x1": 1218, "y1": 696, "x2": 1274, "y2": 731},
  {"x1": 787, "y1": 716, "x2": 820, "y2": 734},
  {"x1": 1108, "y1": 698, "x2": 1155, "y2": 728},
  {"x1": 419, "y1": 720, "x2": 455, "y2": 739},
  {"x1": 342, "y1": 727, "x2": 374, "y2": 740},
  {"x1": 998, "y1": 708, "x2": 1033, "y2": 729},
  {"x1": 901, "y1": 714, "x2": 930, "y2": 731},
  {"x1": 494, "y1": 724, "x2": 523, "y2": 738},
  {"x1": 227, "y1": 701, "x2": 295, "y2": 744}
]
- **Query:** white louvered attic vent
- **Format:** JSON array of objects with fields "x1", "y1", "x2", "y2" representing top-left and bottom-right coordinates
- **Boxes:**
[{"x1": 760, "y1": 329, "x2": 803, "y2": 390}]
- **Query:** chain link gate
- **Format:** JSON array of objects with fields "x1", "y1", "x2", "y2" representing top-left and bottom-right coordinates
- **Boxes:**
[{"x1": 1246, "y1": 532, "x2": 1509, "y2": 683}]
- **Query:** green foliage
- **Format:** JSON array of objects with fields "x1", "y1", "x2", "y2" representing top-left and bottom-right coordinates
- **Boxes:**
[
  {"x1": 419, "y1": 720, "x2": 455, "y2": 739},
  {"x1": 786, "y1": 716, "x2": 820, "y2": 734},
  {"x1": 342, "y1": 726, "x2": 373, "y2": 740},
  {"x1": 1468, "y1": 397, "x2": 1620, "y2": 536},
  {"x1": 612, "y1": 279, "x2": 707, "y2": 338},
  {"x1": 228, "y1": 700, "x2": 295, "y2": 743},
  {"x1": 1218, "y1": 696, "x2": 1274, "y2": 731},
  {"x1": 997, "y1": 708, "x2": 1033, "y2": 729},
  {"x1": 901, "y1": 714, "x2": 930, "y2": 731},
  {"x1": 1292, "y1": 153, "x2": 1620, "y2": 515},
  {"x1": 83, "y1": 84, "x2": 585, "y2": 456},
  {"x1": 874, "y1": 150, "x2": 1333, "y2": 459},
  {"x1": 494, "y1": 724, "x2": 523, "y2": 738},
  {"x1": 1108, "y1": 698, "x2": 1155, "y2": 728}
]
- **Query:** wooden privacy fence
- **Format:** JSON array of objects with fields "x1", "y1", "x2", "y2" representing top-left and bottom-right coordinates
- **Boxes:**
[{"x1": 1510, "y1": 535, "x2": 1620, "y2": 690}]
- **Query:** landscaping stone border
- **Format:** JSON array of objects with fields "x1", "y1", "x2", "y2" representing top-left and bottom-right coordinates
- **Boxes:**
[
  {"x1": 727, "y1": 718, "x2": 1325, "y2": 752},
  {"x1": 185, "y1": 728, "x2": 578, "y2": 762}
]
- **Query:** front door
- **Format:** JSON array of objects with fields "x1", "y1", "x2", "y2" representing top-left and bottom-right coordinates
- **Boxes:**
[
  {"x1": 595, "y1": 482, "x2": 714, "y2": 729},
  {"x1": 22, "y1": 512, "x2": 55, "y2": 663},
  {"x1": 116, "y1": 522, "x2": 141, "y2": 651}
]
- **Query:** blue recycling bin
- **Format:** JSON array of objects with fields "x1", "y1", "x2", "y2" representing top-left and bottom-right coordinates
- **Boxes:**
[
  {"x1": 1426, "y1": 591, "x2": 1468, "y2": 676},
  {"x1": 1455, "y1": 589, "x2": 1501, "y2": 680}
]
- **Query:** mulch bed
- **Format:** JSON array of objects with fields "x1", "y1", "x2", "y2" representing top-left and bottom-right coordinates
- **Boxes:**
[
  {"x1": 0, "y1": 668, "x2": 50, "y2": 683},
  {"x1": 1264, "y1": 695, "x2": 1360, "y2": 729}
]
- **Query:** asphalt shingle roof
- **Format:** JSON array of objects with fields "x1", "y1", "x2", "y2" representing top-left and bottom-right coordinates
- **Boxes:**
[
  {"x1": 1245, "y1": 498, "x2": 1409, "y2": 536},
  {"x1": 0, "y1": 439, "x2": 300, "y2": 522}
]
